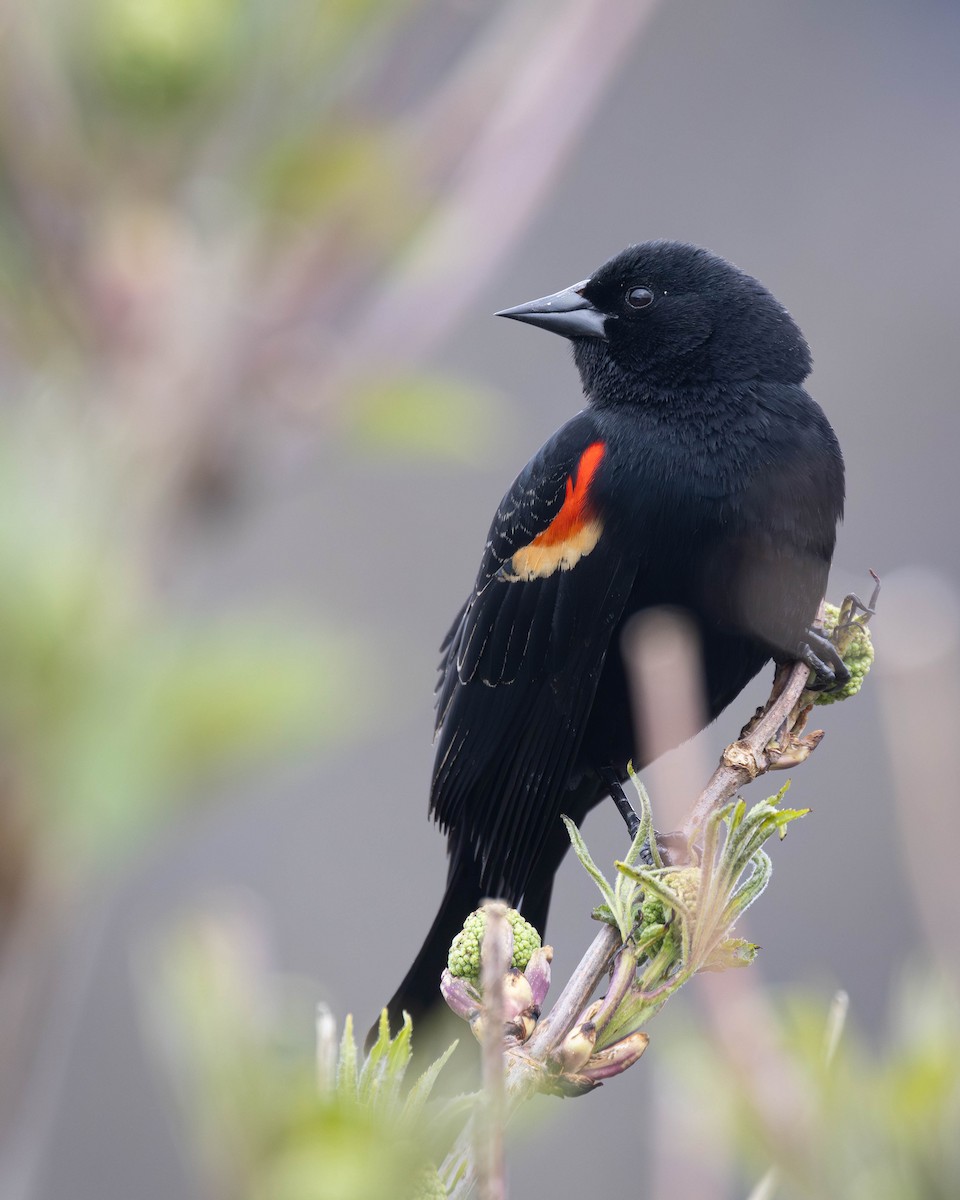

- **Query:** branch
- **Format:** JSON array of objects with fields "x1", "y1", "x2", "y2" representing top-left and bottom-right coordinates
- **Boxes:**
[
  {"x1": 677, "y1": 656, "x2": 818, "y2": 862},
  {"x1": 439, "y1": 652, "x2": 820, "y2": 1198}
]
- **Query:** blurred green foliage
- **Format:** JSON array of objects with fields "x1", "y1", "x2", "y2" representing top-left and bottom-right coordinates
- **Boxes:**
[
  {"x1": 79, "y1": 0, "x2": 243, "y2": 115},
  {"x1": 257, "y1": 127, "x2": 417, "y2": 242},
  {"x1": 0, "y1": 0, "x2": 497, "y2": 886},
  {"x1": 346, "y1": 372, "x2": 502, "y2": 464},
  {"x1": 71, "y1": 0, "x2": 416, "y2": 120},
  {"x1": 0, "y1": 406, "x2": 365, "y2": 870},
  {"x1": 670, "y1": 976, "x2": 960, "y2": 1200},
  {"x1": 150, "y1": 910, "x2": 460, "y2": 1200}
]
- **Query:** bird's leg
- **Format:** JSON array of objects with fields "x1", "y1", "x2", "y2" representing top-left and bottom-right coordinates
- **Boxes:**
[
  {"x1": 600, "y1": 767, "x2": 659, "y2": 867},
  {"x1": 601, "y1": 767, "x2": 641, "y2": 839}
]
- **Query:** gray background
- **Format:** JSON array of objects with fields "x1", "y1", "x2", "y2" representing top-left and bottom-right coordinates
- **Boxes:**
[{"x1": 33, "y1": 0, "x2": 960, "y2": 1196}]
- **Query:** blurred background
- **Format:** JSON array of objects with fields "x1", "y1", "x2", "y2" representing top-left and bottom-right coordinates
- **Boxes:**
[{"x1": 1, "y1": 0, "x2": 958, "y2": 1197}]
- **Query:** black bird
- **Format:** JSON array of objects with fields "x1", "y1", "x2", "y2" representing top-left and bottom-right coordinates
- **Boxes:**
[{"x1": 385, "y1": 241, "x2": 845, "y2": 1032}]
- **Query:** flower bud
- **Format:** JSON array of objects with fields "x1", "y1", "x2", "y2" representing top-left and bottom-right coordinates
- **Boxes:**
[
  {"x1": 580, "y1": 1031, "x2": 649, "y2": 1082},
  {"x1": 502, "y1": 968, "x2": 535, "y2": 1023},
  {"x1": 506, "y1": 1009, "x2": 539, "y2": 1044},
  {"x1": 523, "y1": 946, "x2": 553, "y2": 1009},
  {"x1": 664, "y1": 867, "x2": 701, "y2": 917},
  {"x1": 556, "y1": 1020, "x2": 597, "y2": 1073},
  {"x1": 440, "y1": 968, "x2": 481, "y2": 1023},
  {"x1": 572, "y1": 998, "x2": 604, "y2": 1028}
]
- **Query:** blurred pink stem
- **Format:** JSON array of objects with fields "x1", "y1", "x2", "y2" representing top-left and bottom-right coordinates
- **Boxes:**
[{"x1": 316, "y1": 0, "x2": 664, "y2": 403}]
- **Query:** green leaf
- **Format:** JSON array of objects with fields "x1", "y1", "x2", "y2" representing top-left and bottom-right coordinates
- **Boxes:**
[
  {"x1": 722, "y1": 849, "x2": 774, "y2": 926},
  {"x1": 634, "y1": 923, "x2": 668, "y2": 955},
  {"x1": 563, "y1": 816, "x2": 617, "y2": 910},
  {"x1": 612, "y1": 769, "x2": 656, "y2": 921},
  {"x1": 337, "y1": 1013, "x2": 359, "y2": 1098},
  {"x1": 592, "y1": 903, "x2": 617, "y2": 927},
  {"x1": 726, "y1": 796, "x2": 748, "y2": 836},
  {"x1": 619, "y1": 769, "x2": 654, "y2": 871},
  {"x1": 733, "y1": 805, "x2": 809, "y2": 871},
  {"x1": 377, "y1": 1013, "x2": 414, "y2": 1110},
  {"x1": 702, "y1": 937, "x2": 760, "y2": 972},
  {"x1": 402, "y1": 1040, "x2": 459, "y2": 1124},
  {"x1": 358, "y1": 1009, "x2": 391, "y2": 1105}
]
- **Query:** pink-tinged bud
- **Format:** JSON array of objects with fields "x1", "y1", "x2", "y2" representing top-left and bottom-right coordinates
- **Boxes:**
[
  {"x1": 573, "y1": 998, "x2": 604, "y2": 1028},
  {"x1": 506, "y1": 1009, "x2": 539, "y2": 1044},
  {"x1": 523, "y1": 946, "x2": 553, "y2": 1008},
  {"x1": 552, "y1": 1072, "x2": 600, "y2": 1097},
  {"x1": 502, "y1": 968, "x2": 535, "y2": 1023},
  {"x1": 440, "y1": 968, "x2": 481, "y2": 1023},
  {"x1": 580, "y1": 1031, "x2": 649, "y2": 1082},
  {"x1": 556, "y1": 1020, "x2": 597, "y2": 1073}
]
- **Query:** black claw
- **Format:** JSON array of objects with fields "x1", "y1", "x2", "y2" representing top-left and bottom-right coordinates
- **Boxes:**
[
  {"x1": 842, "y1": 593, "x2": 874, "y2": 622},
  {"x1": 840, "y1": 571, "x2": 881, "y2": 629},
  {"x1": 800, "y1": 646, "x2": 835, "y2": 684},
  {"x1": 799, "y1": 627, "x2": 849, "y2": 691}
]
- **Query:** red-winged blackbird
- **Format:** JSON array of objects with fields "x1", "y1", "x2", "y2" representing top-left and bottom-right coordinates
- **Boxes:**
[{"x1": 384, "y1": 242, "x2": 844, "y2": 1032}]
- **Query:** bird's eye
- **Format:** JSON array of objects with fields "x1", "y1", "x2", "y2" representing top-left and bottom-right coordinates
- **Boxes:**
[{"x1": 625, "y1": 286, "x2": 655, "y2": 310}]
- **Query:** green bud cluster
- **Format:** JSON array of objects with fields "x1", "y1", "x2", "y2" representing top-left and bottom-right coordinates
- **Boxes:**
[
  {"x1": 447, "y1": 907, "x2": 541, "y2": 983},
  {"x1": 640, "y1": 892, "x2": 665, "y2": 929},
  {"x1": 814, "y1": 603, "x2": 875, "y2": 705},
  {"x1": 663, "y1": 868, "x2": 701, "y2": 915},
  {"x1": 639, "y1": 867, "x2": 703, "y2": 961},
  {"x1": 640, "y1": 868, "x2": 701, "y2": 929}
]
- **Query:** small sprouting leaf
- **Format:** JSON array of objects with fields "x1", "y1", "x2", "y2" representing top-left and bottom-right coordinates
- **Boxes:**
[
  {"x1": 378, "y1": 1012, "x2": 414, "y2": 1108},
  {"x1": 634, "y1": 923, "x2": 667, "y2": 954},
  {"x1": 722, "y1": 849, "x2": 774, "y2": 927},
  {"x1": 563, "y1": 816, "x2": 618, "y2": 914},
  {"x1": 592, "y1": 903, "x2": 616, "y2": 926},
  {"x1": 337, "y1": 1013, "x2": 359, "y2": 1098},
  {"x1": 358, "y1": 1009, "x2": 391, "y2": 1104},
  {"x1": 703, "y1": 938, "x2": 760, "y2": 972},
  {"x1": 402, "y1": 1040, "x2": 459, "y2": 1124},
  {"x1": 726, "y1": 796, "x2": 748, "y2": 834}
]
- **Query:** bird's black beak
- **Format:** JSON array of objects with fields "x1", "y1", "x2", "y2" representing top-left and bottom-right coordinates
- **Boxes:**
[{"x1": 496, "y1": 281, "x2": 608, "y2": 341}]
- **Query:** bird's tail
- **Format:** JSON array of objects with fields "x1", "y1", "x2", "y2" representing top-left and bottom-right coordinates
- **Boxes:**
[{"x1": 379, "y1": 847, "x2": 484, "y2": 1042}]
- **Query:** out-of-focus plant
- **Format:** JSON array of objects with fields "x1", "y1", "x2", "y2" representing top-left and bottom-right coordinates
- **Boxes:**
[
  {"x1": 665, "y1": 977, "x2": 960, "y2": 1200},
  {"x1": 0, "y1": 398, "x2": 365, "y2": 1153},
  {"x1": 148, "y1": 906, "x2": 463, "y2": 1200},
  {"x1": 0, "y1": 406, "x2": 362, "y2": 879},
  {"x1": 0, "y1": 0, "x2": 657, "y2": 1185},
  {"x1": 147, "y1": 595, "x2": 876, "y2": 1198},
  {"x1": 436, "y1": 782, "x2": 805, "y2": 1109}
]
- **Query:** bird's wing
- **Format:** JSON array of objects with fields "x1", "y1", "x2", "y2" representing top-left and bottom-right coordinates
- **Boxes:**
[{"x1": 430, "y1": 411, "x2": 638, "y2": 900}]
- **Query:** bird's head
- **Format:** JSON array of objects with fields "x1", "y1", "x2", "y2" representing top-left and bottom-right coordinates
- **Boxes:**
[{"x1": 496, "y1": 241, "x2": 811, "y2": 401}]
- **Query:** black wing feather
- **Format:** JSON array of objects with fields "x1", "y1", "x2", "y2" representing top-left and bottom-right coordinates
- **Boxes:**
[{"x1": 430, "y1": 411, "x2": 637, "y2": 902}]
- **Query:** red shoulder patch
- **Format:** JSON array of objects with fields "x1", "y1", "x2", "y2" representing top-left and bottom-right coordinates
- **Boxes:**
[
  {"x1": 532, "y1": 441, "x2": 605, "y2": 547},
  {"x1": 506, "y1": 442, "x2": 606, "y2": 581}
]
